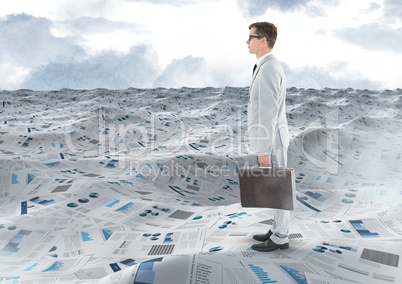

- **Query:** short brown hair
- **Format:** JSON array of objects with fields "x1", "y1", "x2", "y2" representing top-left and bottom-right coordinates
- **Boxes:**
[{"x1": 249, "y1": 22, "x2": 277, "y2": 49}]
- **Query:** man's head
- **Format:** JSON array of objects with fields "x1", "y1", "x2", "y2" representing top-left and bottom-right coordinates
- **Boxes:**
[
  {"x1": 247, "y1": 22, "x2": 278, "y2": 58},
  {"x1": 249, "y1": 22, "x2": 277, "y2": 49}
]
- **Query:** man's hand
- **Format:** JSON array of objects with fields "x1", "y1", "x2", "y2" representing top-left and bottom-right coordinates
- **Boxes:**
[{"x1": 258, "y1": 154, "x2": 271, "y2": 167}]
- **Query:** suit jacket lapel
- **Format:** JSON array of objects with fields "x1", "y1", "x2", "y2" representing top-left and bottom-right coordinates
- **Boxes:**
[{"x1": 251, "y1": 54, "x2": 275, "y2": 85}]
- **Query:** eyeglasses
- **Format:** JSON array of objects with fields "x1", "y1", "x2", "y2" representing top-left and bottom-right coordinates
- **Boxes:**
[{"x1": 248, "y1": 35, "x2": 264, "y2": 41}]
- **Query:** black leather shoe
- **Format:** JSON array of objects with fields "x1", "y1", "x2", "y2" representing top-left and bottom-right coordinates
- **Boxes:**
[
  {"x1": 251, "y1": 239, "x2": 289, "y2": 252},
  {"x1": 252, "y1": 229, "x2": 273, "y2": 242}
]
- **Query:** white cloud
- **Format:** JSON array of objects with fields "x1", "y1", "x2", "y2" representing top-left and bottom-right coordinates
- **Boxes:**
[
  {"x1": 154, "y1": 56, "x2": 219, "y2": 88},
  {"x1": 383, "y1": 0, "x2": 402, "y2": 23},
  {"x1": 332, "y1": 23, "x2": 402, "y2": 52},
  {"x1": 125, "y1": 0, "x2": 209, "y2": 6},
  {"x1": 0, "y1": 14, "x2": 85, "y2": 66},
  {"x1": 283, "y1": 62, "x2": 383, "y2": 90},
  {"x1": 236, "y1": 0, "x2": 341, "y2": 18},
  {"x1": 0, "y1": 0, "x2": 111, "y2": 20},
  {"x1": 0, "y1": 0, "x2": 401, "y2": 90},
  {"x1": 22, "y1": 45, "x2": 161, "y2": 90},
  {"x1": 0, "y1": 13, "x2": 162, "y2": 90},
  {"x1": 0, "y1": 13, "x2": 88, "y2": 89},
  {"x1": 61, "y1": 16, "x2": 141, "y2": 34}
]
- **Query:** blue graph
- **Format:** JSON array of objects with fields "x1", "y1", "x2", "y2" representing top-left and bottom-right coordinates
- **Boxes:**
[
  {"x1": 44, "y1": 162, "x2": 60, "y2": 168},
  {"x1": 21, "y1": 201, "x2": 27, "y2": 215},
  {"x1": 279, "y1": 265, "x2": 308, "y2": 284},
  {"x1": 153, "y1": 205, "x2": 171, "y2": 213},
  {"x1": 121, "y1": 258, "x2": 136, "y2": 266},
  {"x1": 304, "y1": 191, "x2": 326, "y2": 202},
  {"x1": 21, "y1": 137, "x2": 33, "y2": 147},
  {"x1": 24, "y1": 263, "x2": 38, "y2": 271},
  {"x1": 134, "y1": 257, "x2": 163, "y2": 284},
  {"x1": 115, "y1": 202, "x2": 134, "y2": 213},
  {"x1": 164, "y1": 233, "x2": 173, "y2": 243},
  {"x1": 102, "y1": 229, "x2": 113, "y2": 241},
  {"x1": 109, "y1": 263, "x2": 121, "y2": 272},
  {"x1": 81, "y1": 232, "x2": 94, "y2": 242},
  {"x1": 322, "y1": 242, "x2": 357, "y2": 252},
  {"x1": 0, "y1": 230, "x2": 32, "y2": 256},
  {"x1": 105, "y1": 159, "x2": 118, "y2": 169},
  {"x1": 27, "y1": 173, "x2": 35, "y2": 184},
  {"x1": 43, "y1": 261, "x2": 65, "y2": 272},
  {"x1": 349, "y1": 220, "x2": 380, "y2": 238},
  {"x1": 248, "y1": 264, "x2": 277, "y2": 283},
  {"x1": 296, "y1": 196, "x2": 321, "y2": 212},
  {"x1": 106, "y1": 200, "x2": 120, "y2": 208},
  {"x1": 30, "y1": 196, "x2": 55, "y2": 205},
  {"x1": 226, "y1": 211, "x2": 249, "y2": 219},
  {"x1": 11, "y1": 174, "x2": 19, "y2": 184}
]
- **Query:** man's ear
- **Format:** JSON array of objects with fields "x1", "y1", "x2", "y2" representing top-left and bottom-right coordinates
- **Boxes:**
[{"x1": 262, "y1": 37, "x2": 269, "y2": 47}]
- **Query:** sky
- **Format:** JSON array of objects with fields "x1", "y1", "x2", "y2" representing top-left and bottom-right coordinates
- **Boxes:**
[{"x1": 0, "y1": 0, "x2": 401, "y2": 91}]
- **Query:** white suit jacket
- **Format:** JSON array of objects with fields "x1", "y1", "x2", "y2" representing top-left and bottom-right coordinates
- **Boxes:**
[{"x1": 247, "y1": 54, "x2": 289, "y2": 154}]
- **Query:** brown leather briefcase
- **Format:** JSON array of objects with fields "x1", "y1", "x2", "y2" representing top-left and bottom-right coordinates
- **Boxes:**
[{"x1": 238, "y1": 166, "x2": 296, "y2": 210}]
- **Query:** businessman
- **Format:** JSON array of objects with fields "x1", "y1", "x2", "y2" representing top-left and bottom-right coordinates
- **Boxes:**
[{"x1": 246, "y1": 22, "x2": 290, "y2": 251}]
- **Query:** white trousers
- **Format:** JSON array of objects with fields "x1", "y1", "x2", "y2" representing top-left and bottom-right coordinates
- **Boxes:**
[{"x1": 268, "y1": 147, "x2": 290, "y2": 244}]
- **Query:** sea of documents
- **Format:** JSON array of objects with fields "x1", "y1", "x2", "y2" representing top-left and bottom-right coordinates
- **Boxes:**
[{"x1": 0, "y1": 86, "x2": 401, "y2": 283}]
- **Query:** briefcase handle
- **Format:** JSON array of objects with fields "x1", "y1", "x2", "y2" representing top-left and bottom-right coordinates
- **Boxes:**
[{"x1": 259, "y1": 166, "x2": 273, "y2": 169}]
